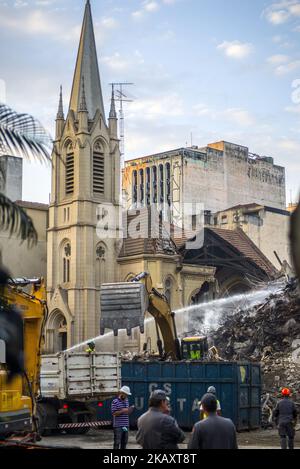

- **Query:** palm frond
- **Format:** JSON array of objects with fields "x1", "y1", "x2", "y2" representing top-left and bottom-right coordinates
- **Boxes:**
[
  {"x1": 0, "y1": 193, "x2": 37, "y2": 246},
  {"x1": 0, "y1": 103, "x2": 52, "y2": 162}
]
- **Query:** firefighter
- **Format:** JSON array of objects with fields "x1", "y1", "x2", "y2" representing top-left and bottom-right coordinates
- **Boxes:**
[
  {"x1": 273, "y1": 388, "x2": 298, "y2": 450},
  {"x1": 85, "y1": 341, "x2": 96, "y2": 354}
]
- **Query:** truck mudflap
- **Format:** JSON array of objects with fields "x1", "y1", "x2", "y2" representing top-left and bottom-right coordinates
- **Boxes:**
[
  {"x1": 58, "y1": 420, "x2": 111, "y2": 429},
  {"x1": 100, "y1": 282, "x2": 149, "y2": 336}
]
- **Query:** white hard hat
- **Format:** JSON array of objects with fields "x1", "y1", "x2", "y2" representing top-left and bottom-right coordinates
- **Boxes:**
[{"x1": 119, "y1": 386, "x2": 132, "y2": 396}]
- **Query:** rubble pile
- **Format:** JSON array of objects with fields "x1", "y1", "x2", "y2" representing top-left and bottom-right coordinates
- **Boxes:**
[{"x1": 211, "y1": 279, "x2": 300, "y2": 394}]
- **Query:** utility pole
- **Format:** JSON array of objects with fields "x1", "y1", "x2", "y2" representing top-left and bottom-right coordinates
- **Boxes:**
[{"x1": 110, "y1": 82, "x2": 134, "y2": 169}]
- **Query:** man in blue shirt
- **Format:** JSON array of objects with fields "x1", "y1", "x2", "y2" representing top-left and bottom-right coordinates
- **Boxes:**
[{"x1": 111, "y1": 386, "x2": 135, "y2": 450}]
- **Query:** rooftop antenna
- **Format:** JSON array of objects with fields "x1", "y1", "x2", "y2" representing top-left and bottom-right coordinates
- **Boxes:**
[{"x1": 110, "y1": 82, "x2": 134, "y2": 169}]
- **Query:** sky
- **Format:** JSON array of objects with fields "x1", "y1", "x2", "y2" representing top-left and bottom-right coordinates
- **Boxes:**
[{"x1": 0, "y1": 0, "x2": 299, "y2": 204}]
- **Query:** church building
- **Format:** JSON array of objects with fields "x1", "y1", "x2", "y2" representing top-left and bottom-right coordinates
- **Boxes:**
[{"x1": 46, "y1": 0, "x2": 121, "y2": 352}]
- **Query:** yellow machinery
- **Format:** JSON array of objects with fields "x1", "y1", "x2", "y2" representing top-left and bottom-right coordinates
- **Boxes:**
[
  {"x1": 0, "y1": 278, "x2": 47, "y2": 439},
  {"x1": 100, "y1": 272, "x2": 208, "y2": 360}
]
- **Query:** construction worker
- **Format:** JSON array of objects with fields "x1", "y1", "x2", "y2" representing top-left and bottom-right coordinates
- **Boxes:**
[
  {"x1": 190, "y1": 344, "x2": 201, "y2": 360},
  {"x1": 85, "y1": 341, "x2": 95, "y2": 354},
  {"x1": 111, "y1": 386, "x2": 135, "y2": 450},
  {"x1": 199, "y1": 386, "x2": 221, "y2": 420},
  {"x1": 273, "y1": 388, "x2": 298, "y2": 450}
]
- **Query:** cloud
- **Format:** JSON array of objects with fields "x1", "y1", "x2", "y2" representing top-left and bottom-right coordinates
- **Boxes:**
[
  {"x1": 194, "y1": 104, "x2": 255, "y2": 127},
  {"x1": 101, "y1": 53, "x2": 130, "y2": 71},
  {"x1": 0, "y1": 8, "x2": 81, "y2": 42},
  {"x1": 101, "y1": 17, "x2": 119, "y2": 29},
  {"x1": 14, "y1": 0, "x2": 28, "y2": 7},
  {"x1": 275, "y1": 59, "x2": 300, "y2": 74},
  {"x1": 128, "y1": 93, "x2": 184, "y2": 120},
  {"x1": 267, "y1": 54, "x2": 300, "y2": 75},
  {"x1": 101, "y1": 49, "x2": 145, "y2": 72},
  {"x1": 285, "y1": 105, "x2": 300, "y2": 113},
  {"x1": 277, "y1": 138, "x2": 300, "y2": 152},
  {"x1": 263, "y1": 1, "x2": 300, "y2": 25},
  {"x1": 217, "y1": 40, "x2": 254, "y2": 60},
  {"x1": 267, "y1": 54, "x2": 290, "y2": 65},
  {"x1": 144, "y1": 1, "x2": 159, "y2": 12},
  {"x1": 132, "y1": 0, "x2": 160, "y2": 20}
]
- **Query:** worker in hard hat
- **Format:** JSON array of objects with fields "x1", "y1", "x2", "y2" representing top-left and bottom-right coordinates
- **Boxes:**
[
  {"x1": 85, "y1": 341, "x2": 95, "y2": 354},
  {"x1": 273, "y1": 388, "x2": 298, "y2": 450},
  {"x1": 111, "y1": 386, "x2": 135, "y2": 450},
  {"x1": 199, "y1": 386, "x2": 221, "y2": 420}
]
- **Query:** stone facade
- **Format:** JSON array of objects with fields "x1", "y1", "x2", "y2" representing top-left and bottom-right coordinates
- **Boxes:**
[{"x1": 46, "y1": 1, "x2": 121, "y2": 352}]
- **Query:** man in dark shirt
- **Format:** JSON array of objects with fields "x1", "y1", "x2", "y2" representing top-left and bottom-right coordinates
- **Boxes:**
[
  {"x1": 188, "y1": 394, "x2": 238, "y2": 450},
  {"x1": 136, "y1": 390, "x2": 185, "y2": 449},
  {"x1": 273, "y1": 388, "x2": 298, "y2": 450}
]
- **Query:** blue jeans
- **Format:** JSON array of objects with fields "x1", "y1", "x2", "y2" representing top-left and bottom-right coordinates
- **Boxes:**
[{"x1": 113, "y1": 427, "x2": 129, "y2": 450}]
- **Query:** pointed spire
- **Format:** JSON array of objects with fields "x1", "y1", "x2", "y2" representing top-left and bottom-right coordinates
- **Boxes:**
[
  {"x1": 79, "y1": 77, "x2": 88, "y2": 112},
  {"x1": 56, "y1": 85, "x2": 64, "y2": 120},
  {"x1": 69, "y1": 0, "x2": 105, "y2": 120},
  {"x1": 109, "y1": 86, "x2": 117, "y2": 119}
]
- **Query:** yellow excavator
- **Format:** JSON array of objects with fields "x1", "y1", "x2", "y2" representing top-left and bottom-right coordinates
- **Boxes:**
[
  {"x1": 0, "y1": 275, "x2": 47, "y2": 443},
  {"x1": 100, "y1": 272, "x2": 208, "y2": 361}
]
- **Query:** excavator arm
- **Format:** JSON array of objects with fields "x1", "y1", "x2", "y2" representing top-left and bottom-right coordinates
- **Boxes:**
[{"x1": 100, "y1": 272, "x2": 181, "y2": 360}]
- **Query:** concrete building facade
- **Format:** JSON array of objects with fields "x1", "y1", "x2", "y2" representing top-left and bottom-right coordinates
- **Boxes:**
[
  {"x1": 123, "y1": 141, "x2": 286, "y2": 228},
  {"x1": 0, "y1": 201, "x2": 48, "y2": 279},
  {"x1": 210, "y1": 204, "x2": 291, "y2": 270},
  {"x1": 0, "y1": 155, "x2": 22, "y2": 201}
]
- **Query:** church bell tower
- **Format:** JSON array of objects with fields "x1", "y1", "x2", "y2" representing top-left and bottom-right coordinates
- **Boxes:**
[{"x1": 46, "y1": 0, "x2": 121, "y2": 352}]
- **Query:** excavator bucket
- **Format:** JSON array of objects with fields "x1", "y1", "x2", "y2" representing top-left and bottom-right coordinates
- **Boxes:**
[{"x1": 100, "y1": 282, "x2": 149, "y2": 336}]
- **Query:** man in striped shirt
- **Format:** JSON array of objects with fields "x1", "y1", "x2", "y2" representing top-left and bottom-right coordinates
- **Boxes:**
[{"x1": 111, "y1": 386, "x2": 135, "y2": 450}]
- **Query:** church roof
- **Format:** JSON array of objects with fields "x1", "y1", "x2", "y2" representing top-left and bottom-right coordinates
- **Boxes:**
[{"x1": 68, "y1": 0, "x2": 105, "y2": 120}]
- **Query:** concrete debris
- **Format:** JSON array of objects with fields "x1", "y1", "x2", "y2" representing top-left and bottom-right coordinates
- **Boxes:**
[{"x1": 210, "y1": 279, "x2": 300, "y2": 398}]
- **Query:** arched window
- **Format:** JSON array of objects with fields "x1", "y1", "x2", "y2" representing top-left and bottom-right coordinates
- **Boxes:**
[
  {"x1": 93, "y1": 140, "x2": 105, "y2": 195},
  {"x1": 65, "y1": 142, "x2": 74, "y2": 195},
  {"x1": 96, "y1": 243, "x2": 106, "y2": 287},
  {"x1": 62, "y1": 242, "x2": 71, "y2": 283},
  {"x1": 164, "y1": 277, "x2": 173, "y2": 307}
]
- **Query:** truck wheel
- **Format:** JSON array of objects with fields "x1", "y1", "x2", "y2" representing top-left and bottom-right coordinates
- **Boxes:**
[
  {"x1": 36, "y1": 403, "x2": 52, "y2": 436},
  {"x1": 61, "y1": 412, "x2": 92, "y2": 435}
]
